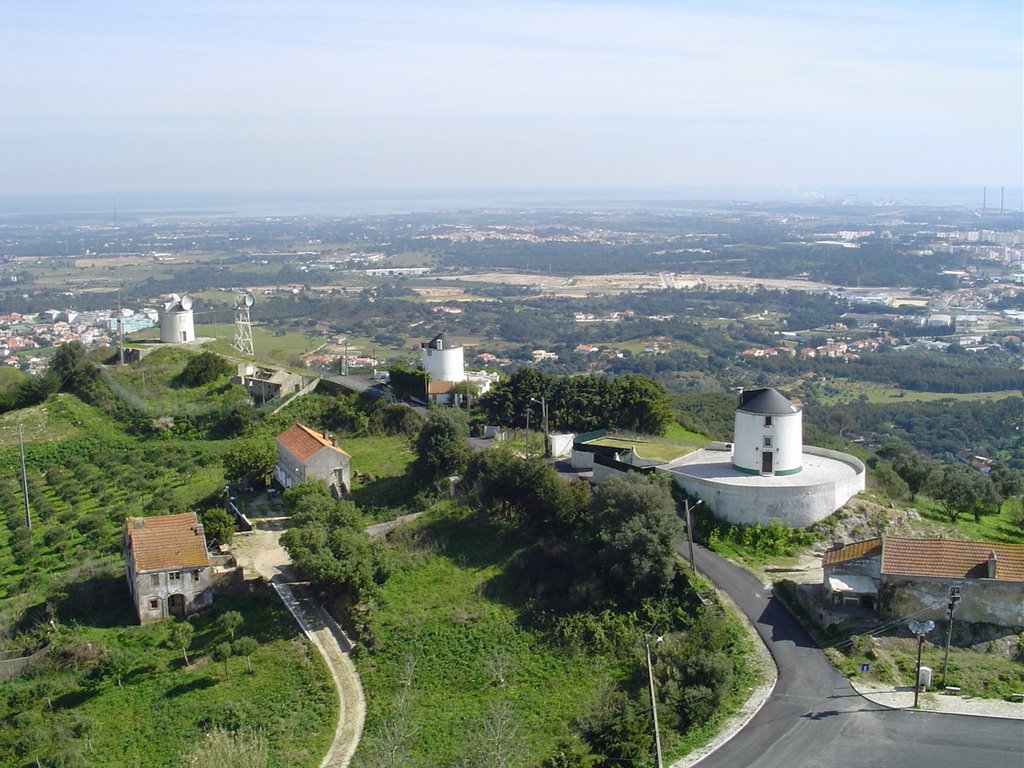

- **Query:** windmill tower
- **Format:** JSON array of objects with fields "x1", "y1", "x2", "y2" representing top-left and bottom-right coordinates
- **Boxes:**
[{"x1": 233, "y1": 292, "x2": 255, "y2": 356}]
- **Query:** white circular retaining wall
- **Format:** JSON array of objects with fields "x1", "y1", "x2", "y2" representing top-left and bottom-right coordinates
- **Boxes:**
[{"x1": 660, "y1": 445, "x2": 865, "y2": 527}]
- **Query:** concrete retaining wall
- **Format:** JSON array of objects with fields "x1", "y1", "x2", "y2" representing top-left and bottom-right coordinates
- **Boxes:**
[{"x1": 660, "y1": 445, "x2": 865, "y2": 528}]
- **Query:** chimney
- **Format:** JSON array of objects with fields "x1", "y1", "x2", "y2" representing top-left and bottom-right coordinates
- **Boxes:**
[{"x1": 987, "y1": 550, "x2": 997, "y2": 579}]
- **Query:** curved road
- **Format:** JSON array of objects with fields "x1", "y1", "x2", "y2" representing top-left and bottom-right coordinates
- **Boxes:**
[{"x1": 683, "y1": 543, "x2": 1023, "y2": 768}]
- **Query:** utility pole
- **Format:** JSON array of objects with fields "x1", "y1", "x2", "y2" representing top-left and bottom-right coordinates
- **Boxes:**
[
  {"x1": 18, "y1": 424, "x2": 31, "y2": 531},
  {"x1": 684, "y1": 498, "x2": 702, "y2": 573},
  {"x1": 941, "y1": 587, "x2": 961, "y2": 687},
  {"x1": 913, "y1": 632, "x2": 925, "y2": 708},
  {"x1": 644, "y1": 634, "x2": 664, "y2": 768},
  {"x1": 116, "y1": 286, "x2": 125, "y2": 365},
  {"x1": 532, "y1": 395, "x2": 549, "y2": 457}
]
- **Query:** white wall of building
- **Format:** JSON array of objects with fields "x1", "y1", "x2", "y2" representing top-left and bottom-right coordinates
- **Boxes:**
[
  {"x1": 422, "y1": 343, "x2": 465, "y2": 383},
  {"x1": 733, "y1": 408, "x2": 802, "y2": 475},
  {"x1": 159, "y1": 309, "x2": 195, "y2": 343}
]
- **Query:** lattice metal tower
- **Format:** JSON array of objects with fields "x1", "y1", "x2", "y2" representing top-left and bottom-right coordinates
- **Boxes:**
[{"x1": 233, "y1": 292, "x2": 255, "y2": 356}]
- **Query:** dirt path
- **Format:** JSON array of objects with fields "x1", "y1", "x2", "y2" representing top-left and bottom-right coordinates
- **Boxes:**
[{"x1": 231, "y1": 497, "x2": 365, "y2": 768}]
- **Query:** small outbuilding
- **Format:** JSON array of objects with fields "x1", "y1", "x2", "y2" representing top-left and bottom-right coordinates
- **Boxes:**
[
  {"x1": 123, "y1": 512, "x2": 213, "y2": 625},
  {"x1": 274, "y1": 423, "x2": 352, "y2": 498},
  {"x1": 821, "y1": 536, "x2": 1024, "y2": 628}
]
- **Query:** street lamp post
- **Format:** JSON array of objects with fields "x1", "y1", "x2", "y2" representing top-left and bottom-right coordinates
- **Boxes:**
[
  {"x1": 684, "y1": 498, "x2": 702, "y2": 573},
  {"x1": 941, "y1": 587, "x2": 961, "y2": 688},
  {"x1": 908, "y1": 619, "x2": 935, "y2": 708},
  {"x1": 643, "y1": 634, "x2": 664, "y2": 768}
]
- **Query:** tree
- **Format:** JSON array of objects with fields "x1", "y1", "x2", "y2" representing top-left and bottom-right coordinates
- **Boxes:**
[
  {"x1": 412, "y1": 409, "x2": 471, "y2": 482},
  {"x1": 928, "y1": 464, "x2": 1002, "y2": 523},
  {"x1": 388, "y1": 361, "x2": 429, "y2": 402},
  {"x1": 178, "y1": 351, "x2": 233, "y2": 387},
  {"x1": 218, "y1": 610, "x2": 243, "y2": 641},
  {"x1": 213, "y1": 641, "x2": 233, "y2": 678},
  {"x1": 94, "y1": 648, "x2": 131, "y2": 689},
  {"x1": 613, "y1": 374, "x2": 674, "y2": 435},
  {"x1": 169, "y1": 622, "x2": 195, "y2": 666},
  {"x1": 590, "y1": 473, "x2": 681, "y2": 604},
  {"x1": 233, "y1": 636, "x2": 258, "y2": 674},
  {"x1": 223, "y1": 438, "x2": 276, "y2": 486},
  {"x1": 892, "y1": 452, "x2": 936, "y2": 501},
  {"x1": 989, "y1": 463, "x2": 1024, "y2": 500},
  {"x1": 201, "y1": 507, "x2": 235, "y2": 547}
]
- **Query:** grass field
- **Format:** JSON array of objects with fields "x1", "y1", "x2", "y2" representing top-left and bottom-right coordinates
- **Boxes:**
[
  {"x1": 828, "y1": 632, "x2": 1024, "y2": 700},
  {"x1": 815, "y1": 378, "x2": 1022, "y2": 405},
  {"x1": 901, "y1": 496, "x2": 1024, "y2": 546},
  {"x1": 353, "y1": 504, "x2": 632, "y2": 767},
  {"x1": 587, "y1": 426, "x2": 708, "y2": 462},
  {"x1": 0, "y1": 592, "x2": 336, "y2": 768}
]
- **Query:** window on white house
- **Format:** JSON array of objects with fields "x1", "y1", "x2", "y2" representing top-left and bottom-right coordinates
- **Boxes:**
[
  {"x1": 764, "y1": 416, "x2": 772, "y2": 427},
  {"x1": 148, "y1": 598, "x2": 159, "y2": 610},
  {"x1": 169, "y1": 571, "x2": 181, "y2": 582},
  {"x1": 193, "y1": 569, "x2": 202, "y2": 580},
  {"x1": 150, "y1": 574, "x2": 160, "y2": 586},
  {"x1": 763, "y1": 436, "x2": 772, "y2": 448}
]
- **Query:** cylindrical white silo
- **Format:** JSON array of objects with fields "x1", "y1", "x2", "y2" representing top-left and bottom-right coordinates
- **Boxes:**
[
  {"x1": 421, "y1": 332, "x2": 465, "y2": 382},
  {"x1": 732, "y1": 388, "x2": 803, "y2": 475},
  {"x1": 159, "y1": 294, "x2": 195, "y2": 343}
]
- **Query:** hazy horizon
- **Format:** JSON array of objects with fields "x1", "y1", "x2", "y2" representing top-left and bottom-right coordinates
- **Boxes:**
[
  {"x1": 3, "y1": 2, "x2": 1021, "y2": 202},
  {"x1": 3, "y1": 184, "x2": 1023, "y2": 220}
]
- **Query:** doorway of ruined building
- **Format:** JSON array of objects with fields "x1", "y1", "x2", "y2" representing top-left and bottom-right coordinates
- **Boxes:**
[{"x1": 168, "y1": 593, "x2": 186, "y2": 617}]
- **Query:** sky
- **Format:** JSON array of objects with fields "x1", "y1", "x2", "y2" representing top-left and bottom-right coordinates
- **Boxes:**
[{"x1": 2, "y1": 1, "x2": 1022, "y2": 201}]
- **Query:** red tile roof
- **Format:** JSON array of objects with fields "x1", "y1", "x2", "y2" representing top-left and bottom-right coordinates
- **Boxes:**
[
  {"x1": 881, "y1": 537, "x2": 1024, "y2": 582},
  {"x1": 823, "y1": 538, "x2": 882, "y2": 567},
  {"x1": 277, "y1": 423, "x2": 350, "y2": 462},
  {"x1": 125, "y1": 512, "x2": 211, "y2": 573}
]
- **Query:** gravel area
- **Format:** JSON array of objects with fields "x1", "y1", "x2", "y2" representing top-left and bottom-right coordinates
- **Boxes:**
[{"x1": 853, "y1": 680, "x2": 1024, "y2": 719}]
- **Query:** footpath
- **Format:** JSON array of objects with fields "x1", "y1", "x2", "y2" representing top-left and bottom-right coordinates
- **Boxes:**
[{"x1": 230, "y1": 497, "x2": 365, "y2": 768}]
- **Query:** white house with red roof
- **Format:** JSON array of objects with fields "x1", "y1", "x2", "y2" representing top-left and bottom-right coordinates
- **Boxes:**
[
  {"x1": 123, "y1": 512, "x2": 213, "y2": 625},
  {"x1": 274, "y1": 423, "x2": 351, "y2": 498}
]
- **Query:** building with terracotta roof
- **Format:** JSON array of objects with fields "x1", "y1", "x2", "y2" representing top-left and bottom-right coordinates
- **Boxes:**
[
  {"x1": 123, "y1": 512, "x2": 213, "y2": 625},
  {"x1": 820, "y1": 535, "x2": 1024, "y2": 628},
  {"x1": 273, "y1": 423, "x2": 351, "y2": 498}
]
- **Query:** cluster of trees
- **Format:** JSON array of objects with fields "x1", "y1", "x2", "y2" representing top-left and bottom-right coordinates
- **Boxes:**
[
  {"x1": 463, "y1": 454, "x2": 681, "y2": 611},
  {"x1": 763, "y1": 350, "x2": 1023, "y2": 394},
  {"x1": 810, "y1": 397, "x2": 1024, "y2": 468},
  {"x1": 280, "y1": 481, "x2": 390, "y2": 611},
  {"x1": 891, "y1": 452, "x2": 1023, "y2": 523},
  {"x1": 478, "y1": 368, "x2": 674, "y2": 436},
  {"x1": 175, "y1": 351, "x2": 233, "y2": 388}
]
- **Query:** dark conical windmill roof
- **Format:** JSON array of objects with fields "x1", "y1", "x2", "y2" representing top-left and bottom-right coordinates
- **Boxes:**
[
  {"x1": 737, "y1": 388, "x2": 800, "y2": 415},
  {"x1": 423, "y1": 331, "x2": 451, "y2": 349}
]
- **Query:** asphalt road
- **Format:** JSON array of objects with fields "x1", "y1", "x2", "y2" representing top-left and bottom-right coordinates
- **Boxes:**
[{"x1": 683, "y1": 542, "x2": 1023, "y2": 768}]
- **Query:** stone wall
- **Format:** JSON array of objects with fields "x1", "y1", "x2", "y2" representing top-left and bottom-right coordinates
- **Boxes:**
[{"x1": 880, "y1": 576, "x2": 1024, "y2": 628}]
